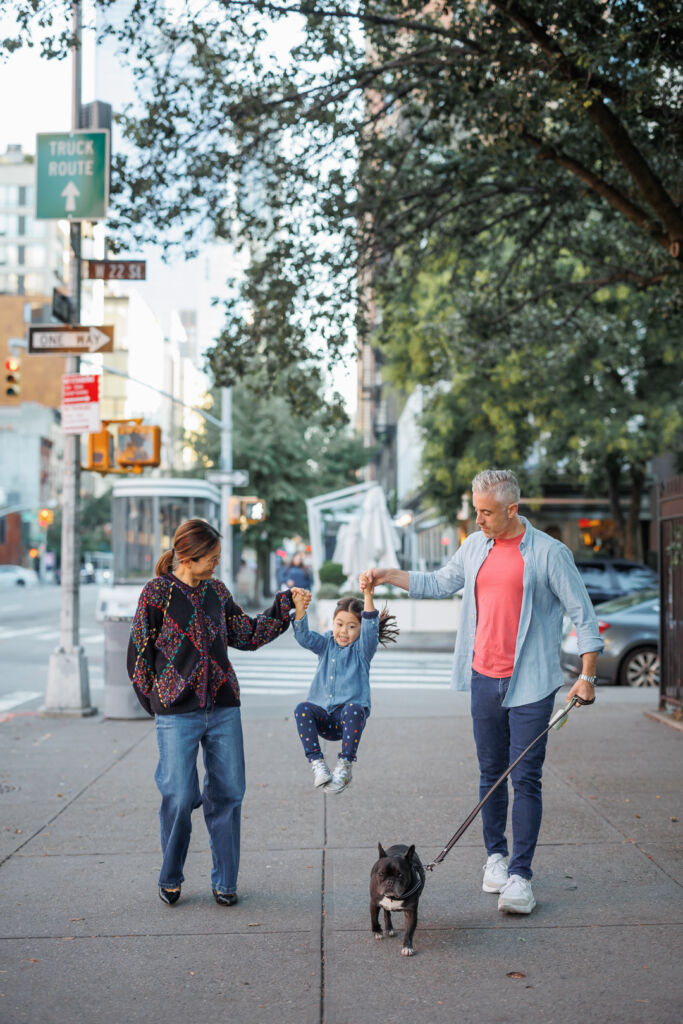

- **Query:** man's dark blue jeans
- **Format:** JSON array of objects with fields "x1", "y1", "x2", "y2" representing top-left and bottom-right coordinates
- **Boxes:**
[{"x1": 470, "y1": 669, "x2": 558, "y2": 880}]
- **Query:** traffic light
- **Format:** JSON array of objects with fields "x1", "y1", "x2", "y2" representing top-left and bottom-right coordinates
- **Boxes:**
[
  {"x1": 4, "y1": 355, "x2": 21, "y2": 397},
  {"x1": 228, "y1": 496, "x2": 267, "y2": 526},
  {"x1": 38, "y1": 508, "x2": 54, "y2": 528},
  {"x1": 115, "y1": 425, "x2": 161, "y2": 467},
  {"x1": 86, "y1": 428, "x2": 115, "y2": 471}
]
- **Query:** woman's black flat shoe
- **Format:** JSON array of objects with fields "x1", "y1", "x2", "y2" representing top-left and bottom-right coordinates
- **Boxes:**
[
  {"x1": 213, "y1": 890, "x2": 238, "y2": 906},
  {"x1": 159, "y1": 886, "x2": 181, "y2": 905}
]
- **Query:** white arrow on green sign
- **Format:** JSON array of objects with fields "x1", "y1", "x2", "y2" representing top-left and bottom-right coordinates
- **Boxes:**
[{"x1": 35, "y1": 130, "x2": 110, "y2": 220}]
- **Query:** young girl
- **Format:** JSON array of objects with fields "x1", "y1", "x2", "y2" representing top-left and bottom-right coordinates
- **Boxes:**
[{"x1": 291, "y1": 577, "x2": 398, "y2": 793}]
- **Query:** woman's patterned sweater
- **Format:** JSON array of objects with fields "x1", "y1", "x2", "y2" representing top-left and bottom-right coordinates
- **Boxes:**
[{"x1": 127, "y1": 573, "x2": 293, "y2": 715}]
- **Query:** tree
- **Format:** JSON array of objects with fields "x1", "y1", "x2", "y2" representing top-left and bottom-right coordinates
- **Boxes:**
[
  {"x1": 6, "y1": 1, "x2": 681, "y2": 378},
  {"x1": 46, "y1": 490, "x2": 113, "y2": 561},
  {"x1": 375, "y1": 234, "x2": 683, "y2": 558},
  {"x1": 187, "y1": 383, "x2": 372, "y2": 580},
  {"x1": 6, "y1": 2, "x2": 682, "y2": 552}
]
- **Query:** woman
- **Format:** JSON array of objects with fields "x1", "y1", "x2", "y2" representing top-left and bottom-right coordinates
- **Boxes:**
[
  {"x1": 127, "y1": 518, "x2": 305, "y2": 907},
  {"x1": 279, "y1": 551, "x2": 312, "y2": 590}
]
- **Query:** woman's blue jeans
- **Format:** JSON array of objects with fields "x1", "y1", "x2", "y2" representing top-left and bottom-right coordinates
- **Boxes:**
[
  {"x1": 154, "y1": 706, "x2": 245, "y2": 894},
  {"x1": 470, "y1": 670, "x2": 557, "y2": 880}
]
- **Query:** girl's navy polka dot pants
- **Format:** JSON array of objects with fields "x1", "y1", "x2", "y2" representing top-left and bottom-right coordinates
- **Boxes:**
[{"x1": 294, "y1": 700, "x2": 367, "y2": 763}]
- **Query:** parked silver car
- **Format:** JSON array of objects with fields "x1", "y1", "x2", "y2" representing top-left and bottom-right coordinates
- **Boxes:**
[
  {"x1": 560, "y1": 589, "x2": 659, "y2": 687},
  {"x1": 0, "y1": 564, "x2": 40, "y2": 587}
]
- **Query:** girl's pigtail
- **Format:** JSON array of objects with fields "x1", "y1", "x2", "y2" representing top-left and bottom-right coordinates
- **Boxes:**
[{"x1": 378, "y1": 605, "x2": 399, "y2": 646}]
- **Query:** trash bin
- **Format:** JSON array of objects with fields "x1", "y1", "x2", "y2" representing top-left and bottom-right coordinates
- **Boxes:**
[{"x1": 104, "y1": 616, "x2": 148, "y2": 719}]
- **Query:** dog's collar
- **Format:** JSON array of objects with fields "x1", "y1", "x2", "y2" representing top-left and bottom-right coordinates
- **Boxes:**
[{"x1": 395, "y1": 864, "x2": 425, "y2": 902}]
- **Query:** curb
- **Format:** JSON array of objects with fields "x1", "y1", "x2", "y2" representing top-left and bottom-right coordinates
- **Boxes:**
[{"x1": 643, "y1": 709, "x2": 683, "y2": 734}]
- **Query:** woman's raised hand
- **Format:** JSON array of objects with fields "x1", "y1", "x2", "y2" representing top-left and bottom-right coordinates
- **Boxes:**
[{"x1": 290, "y1": 587, "x2": 312, "y2": 617}]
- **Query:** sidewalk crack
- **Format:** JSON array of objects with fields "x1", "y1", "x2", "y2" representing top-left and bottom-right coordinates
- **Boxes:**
[{"x1": 0, "y1": 727, "x2": 153, "y2": 869}]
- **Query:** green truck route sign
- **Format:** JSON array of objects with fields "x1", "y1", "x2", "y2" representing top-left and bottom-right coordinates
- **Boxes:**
[{"x1": 36, "y1": 130, "x2": 110, "y2": 220}]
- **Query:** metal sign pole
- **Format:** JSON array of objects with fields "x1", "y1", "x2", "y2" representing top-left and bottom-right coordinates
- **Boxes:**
[
  {"x1": 220, "y1": 387, "x2": 233, "y2": 588},
  {"x1": 45, "y1": 0, "x2": 94, "y2": 715}
]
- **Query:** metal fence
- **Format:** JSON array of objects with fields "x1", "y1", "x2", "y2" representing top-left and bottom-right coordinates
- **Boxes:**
[{"x1": 659, "y1": 476, "x2": 683, "y2": 710}]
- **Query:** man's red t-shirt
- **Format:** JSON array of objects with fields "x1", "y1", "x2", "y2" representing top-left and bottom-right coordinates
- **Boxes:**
[{"x1": 472, "y1": 533, "x2": 524, "y2": 678}]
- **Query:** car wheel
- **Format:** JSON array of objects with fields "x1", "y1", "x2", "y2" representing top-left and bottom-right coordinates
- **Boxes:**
[{"x1": 619, "y1": 647, "x2": 660, "y2": 688}]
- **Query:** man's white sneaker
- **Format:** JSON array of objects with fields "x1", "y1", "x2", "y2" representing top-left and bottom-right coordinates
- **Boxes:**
[
  {"x1": 482, "y1": 853, "x2": 509, "y2": 893},
  {"x1": 326, "y1": 758, "x2": 353, "y2": 794},
  {"x1": 497, "y1": 874, "x2": 536, "y2": 914},
  {"x1": 310, "y1": 758, "x2": 332, "y2": 788}
]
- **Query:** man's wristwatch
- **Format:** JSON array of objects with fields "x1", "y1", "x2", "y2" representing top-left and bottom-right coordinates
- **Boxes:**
[{"x1": 579, "y1": 674, "x2": 597, "y2": 685}]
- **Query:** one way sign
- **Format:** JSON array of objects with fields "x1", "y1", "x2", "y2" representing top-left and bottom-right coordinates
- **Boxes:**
[{"x1": 28, "y1": 324, "x2": 115, "y2": 355}]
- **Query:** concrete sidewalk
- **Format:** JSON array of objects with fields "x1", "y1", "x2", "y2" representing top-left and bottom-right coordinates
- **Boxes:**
[{"x1": 0, "y1": 692, "x2": 681, "y2": 1024}]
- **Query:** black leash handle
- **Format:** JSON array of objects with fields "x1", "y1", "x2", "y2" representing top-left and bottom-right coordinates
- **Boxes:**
[{"x1": 424, "y1": 694, "x2": 594, "y2": 871}]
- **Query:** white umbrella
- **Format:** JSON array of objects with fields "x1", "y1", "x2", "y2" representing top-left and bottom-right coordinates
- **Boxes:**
[{"x1": 338, "y1": 486, "x2": 399, "y2": 587}]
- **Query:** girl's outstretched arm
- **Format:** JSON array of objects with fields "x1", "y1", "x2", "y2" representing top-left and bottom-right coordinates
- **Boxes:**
[
  {"x1": 358, "y1": 572, "x2": 380, "y2": 661},
  {"x1": 359, "y1": 571, "x2": 376, "y2": 612}
]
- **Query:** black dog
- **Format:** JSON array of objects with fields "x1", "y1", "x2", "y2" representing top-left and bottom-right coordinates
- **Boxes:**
[{"x1": 370, "y1": 843, "x2": 425, "y2": 956}]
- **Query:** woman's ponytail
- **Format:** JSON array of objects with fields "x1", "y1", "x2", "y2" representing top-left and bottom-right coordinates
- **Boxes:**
[{"x1": 155, "y1": 549, "x2": 175, "y2": 576}]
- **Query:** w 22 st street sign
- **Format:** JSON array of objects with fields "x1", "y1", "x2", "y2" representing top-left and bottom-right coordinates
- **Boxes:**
[{"x1": 35, "y1": 130, "x2": 110, "y2": 220}]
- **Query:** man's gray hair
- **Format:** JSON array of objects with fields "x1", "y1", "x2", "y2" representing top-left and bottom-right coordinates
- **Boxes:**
[{"x1": 472, "y1": 469, "x2": 520, "y2": 506}]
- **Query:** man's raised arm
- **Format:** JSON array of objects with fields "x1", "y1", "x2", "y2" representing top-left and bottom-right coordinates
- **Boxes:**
[{"x1": 360, "y1": 568, "x2": 410, "y2": 591}]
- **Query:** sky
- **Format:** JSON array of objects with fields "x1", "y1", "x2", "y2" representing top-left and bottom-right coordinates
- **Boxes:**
[{"x1": 0, "y1": 10, "x2": 357, "y2": 415}]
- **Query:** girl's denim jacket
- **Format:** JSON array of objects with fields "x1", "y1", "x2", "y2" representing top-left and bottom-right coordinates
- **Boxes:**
[
  {"x1": 292, "y1": 610, "x2": 380, "y2": 713},
  {"x1": 409, "y1": 517, "x2": 603, "y2": 707}
]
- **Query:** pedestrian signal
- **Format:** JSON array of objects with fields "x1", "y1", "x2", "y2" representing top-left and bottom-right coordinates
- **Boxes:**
[
  {"x1": 116, "y1": 425, "x2": 161, "y2": 467},
  {"x1": 228, "y1": 496, "x2": 267, "y2": 526},
  {"x1": 38, "y1": 508, "x2": 54, "y2": 528},
  {"x1": 4, "y1": 356, "x2": 21, "y2": 397},
  {"x1": 86, "y1": 428, "x2": 115, "y2": 471}
]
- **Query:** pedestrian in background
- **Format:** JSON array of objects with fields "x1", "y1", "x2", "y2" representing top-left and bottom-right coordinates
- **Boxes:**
[
  {"x1": 127, "y1": 518, "x2": 308, "y2": 907},
  {"x1": 361, "y1": 469, "x2": 602, "y2": 915},
  {"x1": 279, "y1": 551, "x2": 312, "y2": 591},
  {"x1": 291, "y1": 578, "x2": 398, "y2": 793}
]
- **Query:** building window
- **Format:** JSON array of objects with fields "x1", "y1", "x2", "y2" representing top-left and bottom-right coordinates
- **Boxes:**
[
  {"x1": 1, "y1": 244, "x2": 19, "y2": 266},
  {"x1": 0, "y1": 213, "x2": 19, "y2": 236},
  {"x1": 26, "y1": 245, "x2": 47, "y2": 268},
  {"x1": 0, "y1": 271, "x2": 19, "y2": 292},
  {"x1": 24, "y1": 272, "x2": 45, "y2": 294},
  {"x1": 0, "y1": 185, "x2": 19, "y2": 206},
  {"x1": 23, "y1": 215, "x2": 47, "y2": 239}
]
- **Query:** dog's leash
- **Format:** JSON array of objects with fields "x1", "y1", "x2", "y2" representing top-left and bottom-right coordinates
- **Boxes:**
[{"x1": 424, "y1": 694, "x2": 595, "y2": 872}]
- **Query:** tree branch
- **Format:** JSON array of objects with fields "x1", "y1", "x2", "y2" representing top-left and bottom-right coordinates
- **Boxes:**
[{"x1": 522, "y1": 131, "x2": 672, "y2": 251}]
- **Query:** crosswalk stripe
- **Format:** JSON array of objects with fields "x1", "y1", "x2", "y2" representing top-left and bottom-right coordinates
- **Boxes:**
[
  {"x1": 0, "y1": 691, "x2": 43, "y2": 713},
  {"x1": 0, "y1": 628, "x2": 103, "y2": 644},
  {"x1": 229, "y1": 648, "x2": 452, "y2": 694}
]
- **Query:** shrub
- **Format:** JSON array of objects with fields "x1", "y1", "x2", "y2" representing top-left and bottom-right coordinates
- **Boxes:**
[{"x1": 318, "y1": 560, "x2": 347, "y2": 586}]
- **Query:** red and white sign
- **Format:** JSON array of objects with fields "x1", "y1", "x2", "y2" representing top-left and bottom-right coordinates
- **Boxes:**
[{"x1": 61, "y1": 373, "x2": 101, "y2": 435}]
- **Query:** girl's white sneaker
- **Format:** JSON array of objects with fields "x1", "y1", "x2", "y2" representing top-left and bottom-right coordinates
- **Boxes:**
[
  {"x1": 326, "y1": 758, "x2": 353, "y2": 794},
  {"x1": 497, "y1": 874, "x2": 536, "y2": 914},
  {"x1": 482, "y1": 853, "x2": 509, "y2": 893},
  {"x1": 310, "y1": 758, "x2": 332, "y2": 788}
]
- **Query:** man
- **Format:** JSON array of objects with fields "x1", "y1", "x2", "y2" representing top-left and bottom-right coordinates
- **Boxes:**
[{"x1": 361, "y1": 469, "x2": 602, "y2": 915}]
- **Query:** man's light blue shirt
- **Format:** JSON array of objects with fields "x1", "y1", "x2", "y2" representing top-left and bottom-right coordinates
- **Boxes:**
[
  {"x1": 408, "y1": 517, "x2": 603, "y2": 707},
  {"x1": 292, "y1": 610, "x2": 379, "y2": 713}
]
